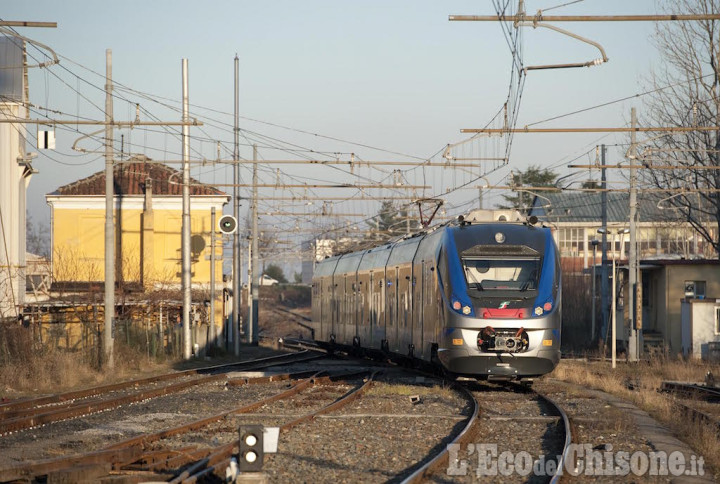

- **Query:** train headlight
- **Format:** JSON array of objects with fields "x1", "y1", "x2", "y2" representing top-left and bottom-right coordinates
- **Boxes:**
[
  {"x1": 452, "y1": 297, "x2": 474, "y2": 316},
  {"x1": 534, "y1": 306, "x2": 543, "y2": 316},
  {"x1": 494, "y1": 232, "x2": 506, "y2": 244}
]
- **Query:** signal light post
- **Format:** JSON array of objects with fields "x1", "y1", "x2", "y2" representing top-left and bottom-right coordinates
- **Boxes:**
[{"x1": 238, "y1": 425, "x2": 264, "y2": 473}]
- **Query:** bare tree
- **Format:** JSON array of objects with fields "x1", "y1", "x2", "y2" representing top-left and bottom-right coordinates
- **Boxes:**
[
  {"x1": 641, "y1": 0, "x2": 720, "y2": 258},
  {"x1": 26, "y1": 213, "x2": 50, "y2": 258}
]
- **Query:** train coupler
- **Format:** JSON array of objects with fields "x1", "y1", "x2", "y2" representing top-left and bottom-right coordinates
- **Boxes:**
[{"x1": 477, "y1": 327, "x2": 530, "y2": 353}]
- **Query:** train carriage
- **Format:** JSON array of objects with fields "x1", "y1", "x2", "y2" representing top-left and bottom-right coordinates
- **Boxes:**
[{"x1": 311, "y1": 217, "x2": 561, "y2": 380}]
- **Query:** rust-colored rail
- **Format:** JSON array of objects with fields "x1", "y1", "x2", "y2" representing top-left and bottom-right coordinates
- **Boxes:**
[
  {"x1": 174, "y1": 371, "x2": 379, "y2": 483},
  {"x1": 0, "y1": 371, "x2": 321, "y2": 482},
  {"x1": 0, "y1": 352, "x2": 323, "y2": 436},
  {"x1": 399, "y1": 382, "x2": 479, "y2": 483},
  {"x1": 0, "y1": 350, "x2": 317, "y2": 417},
  {"x1": 661, "y1": 381, "x2": 720, "y2": 402}
]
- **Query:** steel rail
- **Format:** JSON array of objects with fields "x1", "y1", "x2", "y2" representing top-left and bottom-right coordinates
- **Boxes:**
[
  {"x1": 0, "y1": 352, "x2": 324, "y2": 435},
  {"x1": 176, "y1": 371, "x2": 378, "y2": 483},
  {"x1": 535, "y1": 391, "x2": 574, "y2": 484},
  {"x1": 668, "y1": 400, "x2": 720, "y2": 433},
  {"x1": 0, "y1": 350, "x2": 317, "y2": 415},
  {"x1": 145, "y1": 371, "x2": 367, "y2": 473},
  {"x1": 400, "y1": 382, "x2": 479, "y2": 483},
  {"x1": 0, "y1": 371, "x2": 323, "y2": 482},
  {"x1": 661, "y1": 381, "x2": 720, "y2": 402}
]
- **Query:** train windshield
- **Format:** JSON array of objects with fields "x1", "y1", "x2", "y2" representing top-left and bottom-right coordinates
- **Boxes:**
[{"x1": 462, "y1": 257, "x2": 540, "y2": 291}]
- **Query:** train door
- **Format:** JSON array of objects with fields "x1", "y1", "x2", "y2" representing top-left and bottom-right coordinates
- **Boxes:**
[
  {"x1": 311, "y1": 279, "x2": 320, "y2": 336},
  {"x1": 343, "y1": 274, "x2": 355, "y2": 345},
  {"x1": 372, "y1": 269, "x2": 386, "y2": 349},
  {"x1": 412, "y1": 260, "x2": 424, "y2": 359},
  {"x1": 422, "y1": 260, "x2": 439, "y2": 359},
  {"x1": 385, "y1": 266, "x2": 398, "y2": 351},
  {"x1": 397, "y1": 264, "x2": 412, "y2": 354},
  {"x1": 357, "y1": 270, "x2": 371, "y2": 347},
  {"x1": 322, "y1": 275, "x2": 333, "y2": 341},
  {"x1": 332, "y1": 273, "x2": 341, "y2": 342}
]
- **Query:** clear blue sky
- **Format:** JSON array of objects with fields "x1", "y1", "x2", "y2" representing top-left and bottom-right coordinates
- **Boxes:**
[{"x1": 2, "y1": 0, "x2": 664, "y2": 262}]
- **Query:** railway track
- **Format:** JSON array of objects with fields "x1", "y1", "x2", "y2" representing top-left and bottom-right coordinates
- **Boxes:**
[
  {"x1": 171, "y1": 370, "x2": 378, "y2": 483},
  {"x1": 660, "y1": 381, "x2": 720, "y2": 434},
  {"x1": 0, "y1": 368, "x2": 362, "y2": 482},
  {"x1": 400, "y1": 380, "x2": 572, "y2": 483},
  {"x1": 0, "y1": 351, "x2": 322, "y2": 436},
  {"x1": 0, "y1": 341, "x2": 576, "y2": 483},
  {"x1": 661, "y1": 381, "x2": 720, "y2": 402}
]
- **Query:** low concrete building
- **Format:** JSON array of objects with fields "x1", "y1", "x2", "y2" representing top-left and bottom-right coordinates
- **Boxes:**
[
  {"x1": 617, "y1": 259, "x2": 720, "y2": 355},
  {"x1": 681, "y1": 298, "x2": 720, "y2": 360}
]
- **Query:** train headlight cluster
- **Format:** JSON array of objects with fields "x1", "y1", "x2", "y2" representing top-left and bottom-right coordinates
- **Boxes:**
[
  {"x1": 451, "y1": 296, "x2": 474, "y2": 316},
  {"x1": 533, "y1": 301, "x2": 553, "y2": 316}
]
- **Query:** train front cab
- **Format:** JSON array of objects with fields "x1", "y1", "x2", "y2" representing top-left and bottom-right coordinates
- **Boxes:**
[{"x1": 436, "y1": 223, "x2": 561, "y2": 380}]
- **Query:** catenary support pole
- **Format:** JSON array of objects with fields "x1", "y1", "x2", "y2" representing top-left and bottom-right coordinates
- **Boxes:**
[
  {"x1": 600, "y1": 145, "x2": 609, "y2": 354},
  {"x1": 181, "y1": 58, "x2": 192, "y2": 360},
  {"x1": 103, "y1": 48, "x2": 115, "y2": 369},
  {"x1": 209, "y1": 207, "x2": 216, "y2": 349},
  {"x1": 233, "y1": 55, "x2": 241, "y2": 356},
  {"x1": 251, "y1": 144, "x2": 259, "y2": 345},
  {"x1": 629, "y1": 108, "x2": 640, "y2": 362}
]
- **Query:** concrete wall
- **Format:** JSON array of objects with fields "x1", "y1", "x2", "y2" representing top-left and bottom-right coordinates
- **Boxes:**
[
  {"x1": 0, "y1": 102, "x2": 28, "y2": 318},
  {"x1": 47, "y1": 196, "x2": 226, "y2": 287},
  {"x1": 681, "y1": 299, "x2": 720, "y2": 359},
  {"x1": 659, "y1": 264, "x2": 720, "y2": 354}
]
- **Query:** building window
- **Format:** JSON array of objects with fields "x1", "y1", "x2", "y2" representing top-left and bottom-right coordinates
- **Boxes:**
[
  {"x1": 715, "y1": 306, "x2": 720, "y2": 335},
  {"x1": 684, "y1": 280, "x2": 706, "y2": 299}
]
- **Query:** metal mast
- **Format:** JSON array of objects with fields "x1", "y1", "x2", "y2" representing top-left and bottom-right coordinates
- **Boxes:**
[
  {"x1": 181, "y1": 58, "x2": 192, "y2": 360},
  {"x1": 103, "y1": 49, "x2": 114, "y2": 369},
  {"x1": 233, "y1": 55, "x2": 241, "y2": 356},
  {"x1": 251, "y1": 144, "x2": 259, "y2": 345},
  {"x1": 628, "y1": 107, "x2": 640, "y2": 361}
]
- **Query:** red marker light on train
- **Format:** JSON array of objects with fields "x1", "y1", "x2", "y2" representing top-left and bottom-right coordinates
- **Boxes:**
[
  {"x1": 452, "y1": 301, "x2": 462, "y2": 311},
  {"x1": 543, "y1": 302, "x2": 552, "y2": 311}
]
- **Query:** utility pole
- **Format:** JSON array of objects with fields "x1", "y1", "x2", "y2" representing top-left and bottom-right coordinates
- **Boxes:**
[
  {"x1": 103, "y1": 49, "x2": 114, "y2": 369},
  {"x1": 251, "y1": 144, "x2": 259, "y2": 345},
  {"x1": 181, "y1": 58, "x2": 192, "y2": 360},
  {"x1": 628, "y1": 108, "x2": 640, "y2": 362},
  {"x1": 600, "y1": 145, "x2": 608, "y2": 350},
  {"x1": 247, "y1": 235, "x2": 252, "y2": 341},
  {"x1": 209, "y1": 207, "x2": 216, "y2": 349},
  {"x1": 232, "y1": 55, "x2": 241, "y2": 357}
]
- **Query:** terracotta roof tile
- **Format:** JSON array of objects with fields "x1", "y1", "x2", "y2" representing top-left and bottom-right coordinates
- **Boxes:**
[{"x1": 52, "y1": 160, "x2": 227, "y2": 197}]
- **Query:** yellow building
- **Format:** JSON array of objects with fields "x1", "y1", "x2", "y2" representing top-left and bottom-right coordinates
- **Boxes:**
[{"x1": 46, "y1": 160, "x2": 229, "y2": 290}]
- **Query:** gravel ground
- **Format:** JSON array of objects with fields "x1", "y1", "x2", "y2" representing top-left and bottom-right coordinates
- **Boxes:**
[
  {"x1": 0, "y1": 377, "x2": 297, "y2": 467},
  {"x1": 424, "y1": 382, "x2": 565, "y2": 484},
  {"x1": 264, "y1": 374, "x2": 470, "y2": 483},
  {"x1": 536, "y1": 379, "x2": 678, "y2": 483},
  {"x1": 10, "y1": 355, "x2": 686, "y2": 484}
]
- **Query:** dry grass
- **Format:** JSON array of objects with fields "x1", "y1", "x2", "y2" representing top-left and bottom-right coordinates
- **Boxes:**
[
  {"x1": 0, "y1": 335, "x2": 171, "y2": 397},
  {"x1": 552, "y1": 357, "x2": 720, "y2": 479}
]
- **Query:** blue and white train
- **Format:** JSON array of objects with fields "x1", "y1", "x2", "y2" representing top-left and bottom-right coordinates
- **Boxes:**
[{"x1": 310, "y1": 217, "x2": 561, "y2": 380}]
